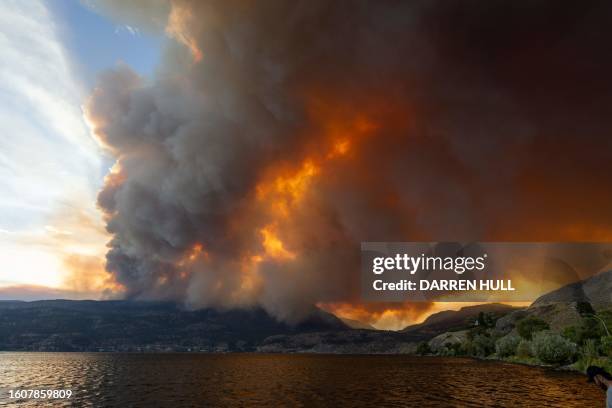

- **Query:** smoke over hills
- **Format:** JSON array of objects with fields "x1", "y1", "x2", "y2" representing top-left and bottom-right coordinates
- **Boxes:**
[{"x1": 85, "y1": 0, "x2": 612, "y2": 325}]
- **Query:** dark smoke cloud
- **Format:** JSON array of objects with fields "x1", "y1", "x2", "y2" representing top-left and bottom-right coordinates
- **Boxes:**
[{"x1": 87, "y1": 0, "x2": 612, "y2": 322}]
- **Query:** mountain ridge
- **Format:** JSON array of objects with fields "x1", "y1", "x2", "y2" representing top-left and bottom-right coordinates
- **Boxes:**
[
  {"x1": 2, "y1": 270, "x2": 609, "y2": 353},
  {"x1": 400, "y1": 303, "x2": 520, "y2": 335},
  {"x1": 531, "y1": 269, "x2": 612, "y2": 308},
  {"x1": 0, "y1": 299, "x2": 347, "y2": 352}
]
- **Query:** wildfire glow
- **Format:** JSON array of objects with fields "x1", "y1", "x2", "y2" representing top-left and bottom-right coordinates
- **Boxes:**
[
  {"x1": 256, "y1": 160, "x2": 320, "y2": 210},
  {"x1": 320, "y1": 301, "x2": 532, "y2": 331},
  {"x1": 237, "y1": 101, "x2": 385, "y2": 315},
  {"x1": 188, "y1": 243, "x2": 205, "y2": 261},
  {"x1": 260, "y1": 225, "x2": 295, "y2": 260},
  {"x1": 329, "y1": 138, "x2": 351, "y2": 158},
  {"x1": 177, "y1": 242, "x2": 209, "y2": 279}
]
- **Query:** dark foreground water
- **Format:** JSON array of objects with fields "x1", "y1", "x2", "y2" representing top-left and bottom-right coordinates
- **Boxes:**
[{"x1": 0, "y1": 353, "x2": 604, "y2": 407}]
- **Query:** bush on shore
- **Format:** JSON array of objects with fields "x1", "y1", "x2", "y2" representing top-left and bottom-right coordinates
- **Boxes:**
[
  {"x1": 601, "y1": 336, "x2": 612, "y2": 357},
  {"x1": 495, "y1": 334, "x2": 521, "y2": 357},
  {"x1": 531, "y1": 331, "x2": 577, "y2": 365},
  {"x1": 465, "y1": 334, "x2": 495, "y2": 357},
  {"x1": 573, "y1": 339, "x2": 599, "y2": 371},
  {"x1": 516, "y1": 339, "x2": 533, "y2": 357},
  {"x1": 563, "y1": 318, "x2": 606, "y2": 345},
  {"x1": 517, "y1": 317, "x2": 549, "y2": 340},
  {"x1": 423, "y1": 310, "x2": 612, "y2": 371},
  {"x1": 416, "y1": 341, "x2": 431, "y2": 356}
]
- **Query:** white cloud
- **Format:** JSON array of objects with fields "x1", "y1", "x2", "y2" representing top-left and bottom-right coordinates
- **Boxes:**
[
  {"x1": 115, "y1": 24, "x2": 140, "y2": 36},
  {"x1": 0, "y1": 0, "x2": 108, "y2": 290}
]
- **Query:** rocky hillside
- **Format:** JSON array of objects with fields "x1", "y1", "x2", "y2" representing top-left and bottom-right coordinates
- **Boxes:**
[
  {"x1": 531, "y1": 269, "x2": 612, "y2": 308},
  {"x1": 496, "y1": 270, "x2": 612, "y2": 334},
  {"x1": 401, "y1": 303, "x2": 520, "y2": 337},
  {"x1": 257, "y1": 304, "x2": 520, "y2": 353}
]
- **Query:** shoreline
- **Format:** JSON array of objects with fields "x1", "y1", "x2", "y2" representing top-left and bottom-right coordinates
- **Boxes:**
[{"x1": 422, "y1": 353, "x2": 588, "y2": 374}]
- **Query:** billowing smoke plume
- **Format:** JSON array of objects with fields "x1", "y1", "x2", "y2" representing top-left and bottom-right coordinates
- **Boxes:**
[{"x1": 86, "y1": 0, "x2": 612, "y2": 323}]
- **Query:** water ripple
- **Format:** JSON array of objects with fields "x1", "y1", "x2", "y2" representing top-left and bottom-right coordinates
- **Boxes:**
[{"x1": 0, "y1": 353, "x2": 604, "y2": 407}]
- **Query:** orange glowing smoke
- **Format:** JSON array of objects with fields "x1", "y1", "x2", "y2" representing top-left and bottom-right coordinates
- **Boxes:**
[
  {"x1": 249, "y1": 95, "x2": 385, "y2": 265},
  {"x1": 85, "y1": 0, "x2": 612, "y2": 329},
  {"x1": 186, "y1": 242, "x2": 207, "y2": 262},
  {"x1": 320, "y1": 301, "x2": 531, "y2": 330},
  {"x1": 260, "y1": 225, "x2": 295, "y2": 260},
  {"x1": 166, "y1": 2, "x2": 203, "y2": 62},
  {"x1": 220, "y1": 93, "x2": 412, "y2": 323},
  {"x1": 319, "y1": 301, "x2": 434, "y2": 330},
  {"x1": 62, "y1": 254, "x2": 125, "y2": 296},
  {"x1": 177, "y1": 243, "x2": 209, "y2": 280},
  {"x1": 178, "y1": 243, "x2": 203, "y2": 266},
  {"x1": 256, "y1": 160, "x2": 320, "y2": 219}
]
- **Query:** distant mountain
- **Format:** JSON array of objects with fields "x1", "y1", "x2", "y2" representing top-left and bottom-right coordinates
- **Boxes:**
[
  {"x1": 257, "y1": 304, "x2": 521, "y2": 353},
  {"x1": 531, "y1": 269, "x2": 612, "y2": 308},
  {"x1": 400, "y1": 303, "x2": 520, "y2": 338},
  {"x1": 0, "y1": 300, "x2": 347, "y2": 352},
  {"x1": 340, "y1": 317, "x2": 377, "y2": 330},
  {"x1": 8, "y1": 278, "x2": 601, "y2": 353}
]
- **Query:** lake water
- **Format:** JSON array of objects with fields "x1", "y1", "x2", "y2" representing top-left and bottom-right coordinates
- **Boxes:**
[{"x1": 0, "y1": 353, "x2": 604, "y2": 407}]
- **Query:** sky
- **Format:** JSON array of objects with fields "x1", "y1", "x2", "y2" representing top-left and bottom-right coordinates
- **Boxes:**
[{"x1": 0, "y1": 0, "x2": 160, "y2": 296}]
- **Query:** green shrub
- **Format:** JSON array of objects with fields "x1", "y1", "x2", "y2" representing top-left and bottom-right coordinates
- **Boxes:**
[
  {"x1": 467, "y1": 326, "x2": 487, "y2": 341},
  {"x1": 573, "y1": 356, "x2": 590, "y2": 373},
  {"x1": 416, "y1": 341, "x2": 431, "y2": 355},
  {"x1": 532, "y1": 331, "x2": 577, "y2": 364},
  {"x1": 516, "y1": 339, "x2": 533, "y2": 357},
  {"x1": 562, "y1": 326, "x2": 580, "y2": 344},
  {"x1": 563, "y1": 319, "x2": 607, "y2": 345},
  {"x1": 439, "y1": 345, "x2": 456, "y2": 356},
  {"x1": 580, "y1": 339, "x2": 599, "y2": 368},
  {"x1": 580, "y1": 317, "x2": 606, "y2": 343},
  {"x1": 576, "y1": 301, "x2": 595, "y2": 316},
  {"x1": 451, "y1": 342, "x2": 465, "y2": 356},
  {"x1": 476, "y1": 312, "x2": 495, "y2": 329},
  {"x1": 601, "y1": 336, "x2": 612, "y2": 357},
  {"x1": 517, "y1": 317, "x2": 549, "y2": 340},
  {"x1": 602, "y1": 357, "x2": 612, "y2": 374},
  {"x1": 574, "y1": 356, "x2": 612, "y2": 373},
  {"x1": 599, "y1": 311, "x2": 612, "y2": 332},
  {"x1": 466, "y1": 334, "x2": 495, "y2": 357},
  {"x1": 495, "y1": 334, "x2": 521, "y2": 357}
]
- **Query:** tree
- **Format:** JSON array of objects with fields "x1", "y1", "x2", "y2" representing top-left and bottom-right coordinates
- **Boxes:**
[
  {"x1": 574, "y1": 302, "x2": 610, "y2": 337},
  {"x1": 583, "y1": 318, "x2": 604, "y2": 341},
  {"x1": 563, "y1": 318, "x2": 605, "y2": 345},
  {"x1": 476, "y1": 312, "x2": 495, "y2": 329},
  {"x1": 495, "y1": 334, "x2": 520, "y2": 357},
  {"x1": 531, "y1": 331, "x2": 577, "y2": 364},
  {"x1": 601, "y1": 336, "x2": 612, "y2": 357},
  {"x1": 416, "y1": 341, "x2": 431, "y2": 355},
  {"x1": 517, "y1": 317, "x2": 549, "y2": 340},
  {"x1": 579, "y1": 339, "x2": 599, "y2": 368},
  {"x1": 516, "y1": 339, "x2": 533, "y2": 357},
  {"x1": 562, "y1": 325, "x2": 580, "y2": 344},
  {"x1": 466, "y1": 334, "x2": 495, "y2": 357},
  {"x1": 576, "y1": 301, "x2": 595, "y2": 317}
]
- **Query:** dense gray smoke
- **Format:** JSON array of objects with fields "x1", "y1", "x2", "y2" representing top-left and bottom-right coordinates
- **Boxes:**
[{"x1": 86, "y1": 0, "x2": 612, "y2": 322}]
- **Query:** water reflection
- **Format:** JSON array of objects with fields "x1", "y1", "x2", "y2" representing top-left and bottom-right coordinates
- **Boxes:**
[{"x1": 0, "y1": 353, "x2": 604, "y2": 407}]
